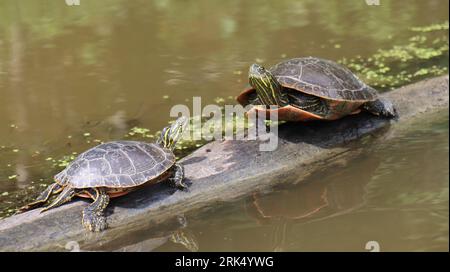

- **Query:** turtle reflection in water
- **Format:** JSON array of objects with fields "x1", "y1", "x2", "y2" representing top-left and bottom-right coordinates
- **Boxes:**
[
  {"x1": 237, "y1": 57, "x2": 398, "y2": 121},
  {"x1": 17, "y1": 117, "x2": 189, "y2": 232},
  {"x1": 246, "y1": 169, "x2": 371, "y2": 251},
  {"x1": 118, "y1": 215, "x2": 199, "y2": 252}
]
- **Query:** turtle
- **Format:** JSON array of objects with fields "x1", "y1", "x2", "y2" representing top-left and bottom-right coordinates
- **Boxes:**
[
  {"x1": 236, "y1": 57, "x2": 397, "y2": 121},
  {"x1": 17, "y1": 116, "x2": 189, "y2": 232}
]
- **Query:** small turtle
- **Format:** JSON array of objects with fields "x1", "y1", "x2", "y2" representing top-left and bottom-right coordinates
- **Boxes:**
[
  {"x1": 17, "y1": 117, "x2": 189, "y2": 232},
  {"x1": 237, "y1": 57, "x2": 397, "y2": 121}
]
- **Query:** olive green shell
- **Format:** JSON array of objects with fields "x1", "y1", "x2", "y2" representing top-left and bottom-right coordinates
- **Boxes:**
[
  {"x1": 54, "y1": 141, "x2": 175, "y2": 189},
  {"x1": 270, "y1": 57, "x2": 378, "y2": 102}
]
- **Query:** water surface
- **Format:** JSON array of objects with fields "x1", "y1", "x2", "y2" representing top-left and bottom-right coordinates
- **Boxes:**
[{"x1": 151, "y1": 112, "x2": 449, "y2": 252}]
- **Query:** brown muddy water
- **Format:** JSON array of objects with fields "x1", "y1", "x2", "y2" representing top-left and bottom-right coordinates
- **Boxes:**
[
  {"x1": 0, "y1": 0, "x2": 448, "y2": 251},
  {"x1": 132, "y1": 112, "x2": 450, "y2": 252}
]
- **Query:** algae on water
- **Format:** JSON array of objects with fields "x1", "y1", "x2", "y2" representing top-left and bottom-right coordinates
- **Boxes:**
[{"x1": 340, "y1": 21, "x2": 449, "y2": 90}]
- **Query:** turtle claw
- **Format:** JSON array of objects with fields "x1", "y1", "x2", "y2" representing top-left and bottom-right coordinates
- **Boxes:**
[
  {"x1": 179, "y1": 183, "x2": 189, "y2": 192},
  {"x1": 170, "y1": 178, "x2": 189, "y2": 191},
  {"x1": 169, "y1": 163, "x2": 187, "y2": 191},
  {"x1": 82, "y1": 210, "x2": 108, "y2": 232},
  {"x1": 15, "y1": 204, "x2": 36, "y2": 214},
  {"x1": 14, "y1": 207, "x2": 28, "y2": 215}
]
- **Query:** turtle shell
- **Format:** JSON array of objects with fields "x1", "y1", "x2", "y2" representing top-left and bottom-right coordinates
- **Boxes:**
[
  {"x1": 270, "y1": 57, "x2": 378, "y2": 102},
  {"x1": 54, "y1": 141, "x2": 176, "y2": 189}
]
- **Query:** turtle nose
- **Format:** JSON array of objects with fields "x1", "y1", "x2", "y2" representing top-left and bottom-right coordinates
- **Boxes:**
[
  {"x1": 249, "y1": 64, "x2": 264, "y2": 76},
  {"x1": 176, "y1": 116, "x2": 188, "y2": 126}
]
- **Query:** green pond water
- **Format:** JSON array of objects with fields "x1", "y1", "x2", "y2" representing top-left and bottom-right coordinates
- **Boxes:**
[{"x1": 0, "y1": 0, "x2": 448, "y2": 251}]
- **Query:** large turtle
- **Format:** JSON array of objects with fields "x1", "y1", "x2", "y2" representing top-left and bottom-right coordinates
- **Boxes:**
[
  {"x1": 17, "y1": 117, "x2": 189, "y2": 232},
  {"x1": 237, "y1": 57, "x2": 397, "y2": 121}
]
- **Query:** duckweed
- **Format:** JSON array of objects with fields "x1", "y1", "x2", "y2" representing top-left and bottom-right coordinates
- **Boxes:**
[
  {"x1": 128, "y1": 127, "x2": 152, "y2": 138},
  {"x1": 55, "y1": 154, "x2": 77, "y2": 167},
  {"x1": 214, "y1": 97, "x2": 226, "y2": 104},
  {"x1": 410, "y1": 22, "x2": 449, "y2": 32},
  {"x1": 340, "y1": 21, "x2": 448, "y2": 90}
]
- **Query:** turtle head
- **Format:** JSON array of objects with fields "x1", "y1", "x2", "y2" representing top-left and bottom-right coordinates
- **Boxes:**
[
  {"x1": 248, "y1": 63, "x2": 288, "y2": 107},
  {"x1": 158, "y1": 116, "x2": 188, "y2": 150}
]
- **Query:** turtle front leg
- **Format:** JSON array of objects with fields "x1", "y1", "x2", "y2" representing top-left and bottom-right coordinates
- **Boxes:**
[
  {"x1": 82, "y1": 188, "x2": 110, "y2": 232},
  {"x1": 363, "y1": 98, "x2": 398, "y2": 118},
  {"x1": 16, "y1": 183, "x2": 62, "y2": 214},
  {"x1": 169, "y1": 163, "x2": 187, "y2": 190}
]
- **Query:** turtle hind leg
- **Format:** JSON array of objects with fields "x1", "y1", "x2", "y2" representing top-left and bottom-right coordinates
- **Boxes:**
[
  {"x1": 169, "y1": 163, "x2": 187, "y2": 190},
  {"x1": 41, "y1": 186, "x2": 76, "y2": 213},
  {"x1": 363, "y1": 98, "x2": 398, "y2": 118},
  {"x1": 16, "y1": 183, "x2": 62, "y2": 214},
  {"x1": 82, "y1": 188, "x2": 110, "y2": 232}
]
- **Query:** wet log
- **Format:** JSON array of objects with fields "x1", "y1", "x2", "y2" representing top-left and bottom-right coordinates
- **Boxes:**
[{"x1": 0, "y1": 76, "x2": 448, "y2": 251}]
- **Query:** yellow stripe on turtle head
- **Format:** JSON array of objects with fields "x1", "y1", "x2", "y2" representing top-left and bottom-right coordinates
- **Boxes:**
[{"x1": 159, "y1": 116, "x2": 188, "y2": 150}]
